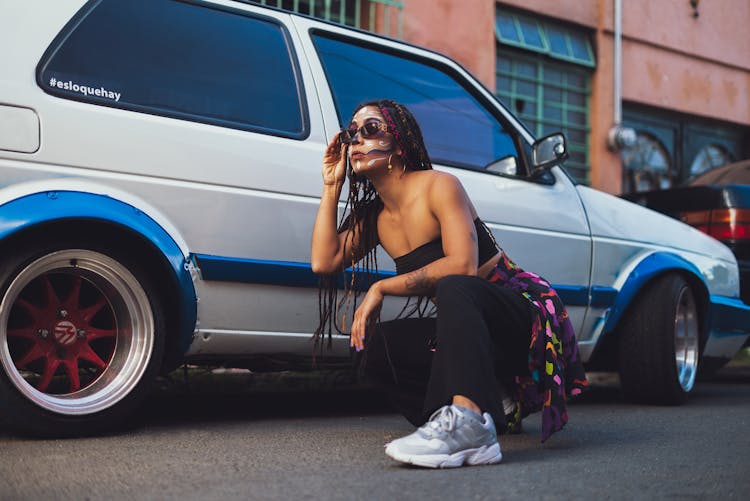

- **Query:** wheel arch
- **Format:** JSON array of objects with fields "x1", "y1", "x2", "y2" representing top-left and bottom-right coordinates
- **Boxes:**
[
  {"x1": 605, "y1": 252, "x2": 709, "y2": 335},
  {"x1": 0, "y1": 191, "x2": 197, "y2": 370},
  {"x1": 588, "y1": 252, "x2": 710, "y2": 370}
]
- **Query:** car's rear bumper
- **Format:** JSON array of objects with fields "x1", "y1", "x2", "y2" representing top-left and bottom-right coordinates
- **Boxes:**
[
  {"x1": 703, "y1": 295, "x2": 750, "y2": 361},
  {"x1": 737, "y1": 258, "x2": 750, "y2": 304}
]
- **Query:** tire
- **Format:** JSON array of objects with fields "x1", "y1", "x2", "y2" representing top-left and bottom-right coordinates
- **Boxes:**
[
  {"x1": 617, "y1": 274, "x2": 700, "y2": 405},
  {"x1": 0, "y1": 240, "x2": 165, "y2": 436}
]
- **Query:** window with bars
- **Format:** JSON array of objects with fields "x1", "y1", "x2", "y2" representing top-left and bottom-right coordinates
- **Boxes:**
[
  {"x1": 495, "y1": 10, "x2": 594, "y2": 183},
  {"x1": 621, "y1": 107, "x2": 747, "y2": 193},
  {"x1": 496, "y1": 52, "x2": 591, "y2": 182},
  {"x1": 251, "y1": 0, "x2": 403, "y2": 38},
  {"x1": 496, "y1": 10, "x2": 594, "y2": 67}
]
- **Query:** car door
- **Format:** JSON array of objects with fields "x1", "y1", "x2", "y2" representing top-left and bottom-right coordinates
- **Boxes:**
[
  {"x1": 296, "y1": 20, "x2": 593, "y2": 334},
  {"x1": 33, "y1": 1, "x2": 333, "y2": 356}
]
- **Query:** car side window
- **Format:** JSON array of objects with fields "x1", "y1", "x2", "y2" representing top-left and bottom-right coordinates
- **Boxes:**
[
  {"x1": 313, "y1": 34, "x2": 519, "y2": 172},
  {"x1": 38, "y1": 0, "x2": 307, "y2": 137}
]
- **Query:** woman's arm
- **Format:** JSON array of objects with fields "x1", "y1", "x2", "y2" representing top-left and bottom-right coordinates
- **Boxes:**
[
  {"x1": 310, "y1": 135, "x2": 359, "y2": 274},
  {"x1": 350, "y1": 173, "x2": 478, "y2": 350}
]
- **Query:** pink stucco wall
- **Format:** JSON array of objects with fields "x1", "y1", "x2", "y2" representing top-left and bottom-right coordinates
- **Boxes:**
[
  {"x1": 621, "y1": 0, "x2": 750, "y2": 71},
  {"x1": 620, "y1": 0, "x2": 750, "y2": 125},
  {"x1": 621, "y1": 41, "x2": 749, "y2": 123},
  {"x1": 402, "y1": 0, "x2": 496, "y2": 88},
  {"x1": 498, "y1": 0, "x2": 599, "y2": 28},
  {"x1": 590, "y1": 29, "x2": 621, "y2": 194}
]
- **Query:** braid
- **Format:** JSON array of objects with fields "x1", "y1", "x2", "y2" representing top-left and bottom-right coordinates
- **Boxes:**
[
  {"x1": 313, "y1": 100, "x2": 431, "y2": 352},
  {"x1": 379, "y1": 99, "x2": 432, "y2": 172},
  {"x1": 313, "y1": 157, "x2": 383, "y2": 351}
]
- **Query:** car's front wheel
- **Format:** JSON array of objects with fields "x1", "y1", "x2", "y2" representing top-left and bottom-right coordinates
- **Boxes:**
[
  {"x1": 0, "y1": 241, "x2": 165, "y2": 436},
  {"x1": 617, "y1": 274, "x2": 700, "y2": 404}
]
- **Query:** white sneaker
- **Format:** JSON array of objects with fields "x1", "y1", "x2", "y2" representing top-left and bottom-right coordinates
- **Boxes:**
[{"x1": 384, "y1": 404, "x2": 502, "y2": 468}]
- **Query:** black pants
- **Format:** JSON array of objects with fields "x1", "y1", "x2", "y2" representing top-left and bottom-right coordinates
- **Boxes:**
[{"x1": 358, "y1": 274, "x2": 533, "y2": 428}]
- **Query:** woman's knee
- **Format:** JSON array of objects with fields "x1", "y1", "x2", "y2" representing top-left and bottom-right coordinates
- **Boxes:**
[
  {"x1": 360, "y1": 318, "x2": 435, "y2": 379},
  {"x1": 435, "y1": 274, "x2": 483, "y2": 304}
]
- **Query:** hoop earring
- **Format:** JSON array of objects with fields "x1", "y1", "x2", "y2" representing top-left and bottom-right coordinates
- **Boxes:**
[{"x1": 387, "y1": 154, "x2": 393, "y2": 174}]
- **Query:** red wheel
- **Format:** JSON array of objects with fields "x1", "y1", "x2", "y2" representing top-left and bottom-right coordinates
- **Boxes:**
[
  {"x1": 0, "y1": 246, "x2": 164, "y2": 435},
  {"x1": 8, "y1": 273, "x2": 117, "y2": 394}
]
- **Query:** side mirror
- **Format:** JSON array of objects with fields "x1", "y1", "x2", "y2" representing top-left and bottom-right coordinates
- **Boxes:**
[
  {"x1": 531, "y1": 133, "x2": 568, "y2": 172},
  {"x1": 485, "y1": 155, "x2": 518, "y2": 176}
]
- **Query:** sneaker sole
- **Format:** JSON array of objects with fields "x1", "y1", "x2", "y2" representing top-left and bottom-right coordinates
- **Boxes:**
[{"x1": 385, "y1": 442, "x2": 502, "y2": 468}]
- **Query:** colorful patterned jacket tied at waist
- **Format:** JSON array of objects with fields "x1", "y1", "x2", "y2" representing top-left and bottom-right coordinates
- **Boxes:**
[{"x1": 488, "y1": 251, "x2": 589, "y2": 442}]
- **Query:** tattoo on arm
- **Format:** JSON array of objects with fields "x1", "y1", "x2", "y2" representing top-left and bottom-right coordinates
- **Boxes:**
[{"x1": 405, "y1": 267, "x2": 436, "y2": 295}]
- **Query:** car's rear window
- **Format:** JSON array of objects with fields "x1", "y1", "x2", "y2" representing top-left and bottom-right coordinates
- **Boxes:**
[
  {"x1": 38, "y1": 0, "x2": 307, "y2": 137},
  {"x1": 690, "y1": 162, "x2": 750, "y2": 186}
]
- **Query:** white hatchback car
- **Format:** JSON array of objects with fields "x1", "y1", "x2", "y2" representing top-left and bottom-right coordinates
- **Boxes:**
[{"x1": 1, "y1": 0, "x2": 748, "y2": 436}]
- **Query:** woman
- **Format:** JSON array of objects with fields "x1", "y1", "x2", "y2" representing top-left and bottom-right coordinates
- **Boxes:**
[{"x1": 311, "y1": 99, "x2": 587, "y2": 468}]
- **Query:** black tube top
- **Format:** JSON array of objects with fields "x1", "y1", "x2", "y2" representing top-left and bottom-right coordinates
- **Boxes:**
[{"x1": 393, "y1": 218, "x2": 499, "y2": 275}]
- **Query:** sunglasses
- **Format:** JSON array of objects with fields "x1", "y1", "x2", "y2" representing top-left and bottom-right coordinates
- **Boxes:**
[{"x1": 339, "y1": 121, "x2": 390, "y2": 143}]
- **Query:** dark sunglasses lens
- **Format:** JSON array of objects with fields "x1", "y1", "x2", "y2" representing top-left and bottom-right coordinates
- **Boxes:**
[
  {"x1": 340, "y1": 128, "x2": 356, "y2": 143},
  {"x1": 340, "y1": 122, "x2": 385, "y2": 142},
  {"x1": 361, "y1": 122, "x2": 381, "y2": 138}
]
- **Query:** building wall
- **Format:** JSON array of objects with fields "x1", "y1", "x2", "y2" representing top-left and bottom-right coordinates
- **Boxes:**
[
  {"x1": 402, "y1": 0, "x2": 496, "y2": 87},
  {"x1": 498, "y1": 0, "x2": 599, "y2": 28},
  {"x1": 399, "y1": 0, "x2": 750, "y2": 194},
  {"x1": 620, "y1": 0, "x2": 750, "y2": 125},
  {"x1": 622, "y1": 0, "x2": 750, "y2": 72}
]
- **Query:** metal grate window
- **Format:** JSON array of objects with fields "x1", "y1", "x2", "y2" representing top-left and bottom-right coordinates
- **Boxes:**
[
  {"x1": 251, "y1": 0, "x2": 403, "y2": 38},
  {"x1": 496, "y1": 10, "x2": 595, "y2": 67},
  {"x1": 496, "y1": 52, "x2": 591, "y2": 183}
]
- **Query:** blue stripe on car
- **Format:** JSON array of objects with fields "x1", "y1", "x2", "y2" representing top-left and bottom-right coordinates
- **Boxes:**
[
  {"x1": 193, "y1": 254, "x2": 618, "y2": 308},
  {"x1": 707, "y1": 295, "x2": 750, "y2": 338},
  {"x1": 0, "y1": 191, "x2": 197, "y2": 353},
  {"x1": 194, "y1": 254, "x2": 321, "y2": 287},
  {"x1": 194, "y1": 254, "x2": 397, "y2": 291},
  {"x1": 590, "y1": 286, "x2": 619, "y2": 307},
  {"x1": 551, "y1": 285, "x2": 589, "y2": 306}
]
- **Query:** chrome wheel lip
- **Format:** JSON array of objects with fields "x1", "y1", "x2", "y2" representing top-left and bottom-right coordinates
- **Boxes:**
[
  {"x1": 0, "y1": 250, "x2": 154, "y2": 416},
  {"x1": 674, "y1": 287, "x2": 700, "y2": 393}
]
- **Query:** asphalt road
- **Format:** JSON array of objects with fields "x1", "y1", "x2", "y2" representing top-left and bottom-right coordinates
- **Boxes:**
[{"x1": 1, "y1": 366, "x2": 749, "y2": 501}]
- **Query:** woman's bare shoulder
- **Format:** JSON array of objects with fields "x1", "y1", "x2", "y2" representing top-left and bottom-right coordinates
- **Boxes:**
[
  {"x1": 410, "y1": 169, "x2": 462, "y2": 189},
  {"x1": 418, "y1": 170, "x2": 465, "y2": 196},
  {"x1": 421, "y1": 171, "x2": 475, "y2": 216}
]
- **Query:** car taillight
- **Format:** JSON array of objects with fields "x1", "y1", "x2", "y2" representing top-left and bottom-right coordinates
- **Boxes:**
[{"x1": 680, "y1": 208, "x2": 750, "y2": 241}]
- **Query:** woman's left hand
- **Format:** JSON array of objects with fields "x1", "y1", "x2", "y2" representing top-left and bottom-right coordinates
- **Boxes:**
[{"x1": 350, "y1": 284, "x2": 384, "y2": 352}]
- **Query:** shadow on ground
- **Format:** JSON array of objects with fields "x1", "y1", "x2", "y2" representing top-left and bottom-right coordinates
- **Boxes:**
[
  {"x1": 3, "y1": 351, "x2": 747, "y2": 435},
  {"x1": 138, "y1": 349, "x2": 750, "y2": 426},
  {"x1": 138, "y1": 368, "x2": 393, "y2": 427}
]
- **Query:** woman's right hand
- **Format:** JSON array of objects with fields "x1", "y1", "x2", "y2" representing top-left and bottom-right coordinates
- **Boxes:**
[
  {"x1": 350, "y1": 283, "x2": 384, "y2": 352},
  {"x1": 322, "y1": 133, "x2": 348, "y2": 186}
]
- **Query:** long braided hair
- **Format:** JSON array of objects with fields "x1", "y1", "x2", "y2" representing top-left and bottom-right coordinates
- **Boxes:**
[{"x1": 314, "y1": 99, "x2": 432, "y2": 350}]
